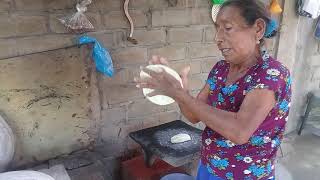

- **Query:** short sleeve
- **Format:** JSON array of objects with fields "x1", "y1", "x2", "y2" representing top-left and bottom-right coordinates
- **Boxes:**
[{"x1": 247, "y1": 62, "x2": 291, "y2": 102}]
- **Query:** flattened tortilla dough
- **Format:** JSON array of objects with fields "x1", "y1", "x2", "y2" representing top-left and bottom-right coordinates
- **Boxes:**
[
  {"x1": 170, "y1": 133, "x2": 191, "y2": 144},
  {"x1": 140, "y1": 64, "x2": 183, "y2": 106}
]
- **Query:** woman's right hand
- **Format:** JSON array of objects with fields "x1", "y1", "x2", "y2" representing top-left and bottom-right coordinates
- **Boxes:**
[{"x1": 149, "y1": 55, "x2": 190, "y2": 92}]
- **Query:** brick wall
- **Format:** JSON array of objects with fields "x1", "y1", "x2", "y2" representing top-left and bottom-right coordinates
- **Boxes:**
[{"x1": 0, "y1": 0, "x2": 280, "y2": 166}]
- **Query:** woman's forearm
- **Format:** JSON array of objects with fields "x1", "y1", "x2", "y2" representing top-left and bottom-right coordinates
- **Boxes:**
[
  {"x1": 175, "y1": 90, "x2": 245, "y2": 144},
  {"x1": 179, "y1": 103, "x2": 200, "y2": 124}
]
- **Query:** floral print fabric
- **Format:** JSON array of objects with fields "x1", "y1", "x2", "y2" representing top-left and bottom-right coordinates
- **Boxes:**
[{"x1": 201, "y1": 55, "x2": 292, "y2": 180}]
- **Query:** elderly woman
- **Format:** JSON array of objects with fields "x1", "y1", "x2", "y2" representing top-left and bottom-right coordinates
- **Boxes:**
[{"x1": 135, "y1": 0, "x2": 291, "y2": 179}]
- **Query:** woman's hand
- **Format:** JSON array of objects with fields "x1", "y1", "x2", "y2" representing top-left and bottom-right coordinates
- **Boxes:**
[{"x1": 135, "y1": 55, "x2": 191, "y2": 99}]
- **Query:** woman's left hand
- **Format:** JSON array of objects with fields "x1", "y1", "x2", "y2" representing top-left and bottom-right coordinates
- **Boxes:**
[{"x1": 134, "y1": 66, "x2": 184, "y2": 99}]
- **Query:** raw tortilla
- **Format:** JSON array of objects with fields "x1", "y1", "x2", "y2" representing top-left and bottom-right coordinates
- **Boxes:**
[
  {"x1": 140, "y1": 64, "x2": 183, "y2": 106},
  {"x1": 170, "y1": 133, "x2": 191, "y2": 144}
]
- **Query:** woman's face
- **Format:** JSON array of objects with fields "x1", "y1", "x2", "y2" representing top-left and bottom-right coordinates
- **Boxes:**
[{"x1": 215, "y1": 6, "x2": 265, "y2": 64}]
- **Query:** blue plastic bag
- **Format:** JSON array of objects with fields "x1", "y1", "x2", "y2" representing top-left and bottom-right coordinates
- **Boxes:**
[
  {"x1": 78, "y1": 35, "x2": 114, "y2": 77},
  {"x1": 264, "y1": 19, "x2": 278, "y2": 38}
]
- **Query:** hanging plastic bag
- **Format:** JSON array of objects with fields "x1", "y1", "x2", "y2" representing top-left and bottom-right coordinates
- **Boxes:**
[
  {"x1": 264, "y1": 19, "x2": 278, "y2": 38},
  {"x1": 59, "y1": 0, "x2": 94, "y2": 34},
  {"x1": 270, "y1": 0, "x2": 282, "y2": 14},
  {"x1": 296, "y1": 0, "x2": 313, "y2": 18},
  {"x1": 78, "y1": 36, "x2": 114, "y2": 77}
]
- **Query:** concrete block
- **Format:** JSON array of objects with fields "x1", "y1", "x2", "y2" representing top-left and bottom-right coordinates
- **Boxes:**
[
  {"x1": 0, "y1": 47, "x2": 92, "y2": 167},
  {"x1": 189, "y1": 74, "x2": 207, "y2": 91},
  {"x1": 0, "y1": 14, "x2": 15, "y2": 38},
  {"x1": 100, "y1": 157, "x2": 121, "y2": 180},
  {"x1": 158, "y1": 111, "x2": 180, "y2": 124},
  {"x1": 176, "y1": 0, "x2": 209, "y2": 8},
  {"x1": 113, "y1": 31, "x2": 127, "y2": 49},
  {"x1": 311, "y1": 68, "x2": 320, "y2": 80},
  {"x1": 15, "y1": 15, "x2": 48, "y2": 36},
  {"x1": 67, "y1": 160, "x2": 110, "y2": 180},
  {"x1": 204, "y1": 26, "x2": 216, "y2": 42},
  {"x1": 88, "y1": 0, "x2": 121, "y2": 12},
  {"x1": 199, "y1": 58, "x2": 220, "y2": 73},
  {"x1": 118, "y1": 119, "x2": 144, "y2": 140},
  {"x1": 99, "y1": 79, "x2": 142, "y2": 105},
  {"x1": 15, "y1": 0, "x2": 76, "y2": 11},
  {"x1": 149, "y1": 45, "x2": 186, "y2": 61},
  {"x1": 176, "y1": 0, "x2": 193, "y2": 8},
  {"x1": 99, "y1": 67, "x2": 142, "y2": 106},
  {"x1": 191, "y1": 8, "x2": 213, "y2": 25},
  {"x1": 128, "y1": 99, "x2": 166, "y2": 118},
  {"x1": 88, "y1": 32, "x2": 114, "y2": 50},
  {"x1": 128, "y1": 29, "x2": 166, "y2": 46},
  {"x1": 170, "y1": 60, "x2": 201, "y2": 75},
  {"x1": 168, "y1": 27, "x2": 203, "y2": 43},
  {"x1": 140, "y1": 114, "x2": 162, "y2": 129},
  {"x1": 0, "y1": 34, "x2": 75, "y2": 60},
  {"x1": 0, "y1": 0, "x2": 11, "y2": 12},
  {"x1": 188, "y1": 43, "x2": 220, "y2": 59},
  {"x1": 129, "y1": 0, "x2": 168, "y2": 9},
  {"x1": 49, "y1": 14, "x2": 70, "y2": 34},
  {"x1": 101, "y1": 125, "x2": 122, "y2": 141},
  {"x1": 0, "y1": 14, "x2": 47, "y2": 38},
  {"x1": 95, "y1": 140, "x2": 128, "y2": 158},
  {"x1": 101, "y1": 107, "x2": 126, "y2": 126},
  {"x1": 111, "y1": 47, "x2": 147, "y2": 66},
  {"x1": 39, "y1": 164, "x2": 71, "y2": 180},
  {"x1": 99, "y1": 68, "x2": 139, "y2": 87},
  {"x1": 104, "y1": 10, "x2": 148, "y2": 29},
  {"x1": 309, "y1": 55, "x2": 320, "y2": 67},
  {"x1": 152, "y1": 10, "x2": 190, "y2": 27},
  {"x1": 48, "y1": 151, "x2": 102, "y2": 170}
]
